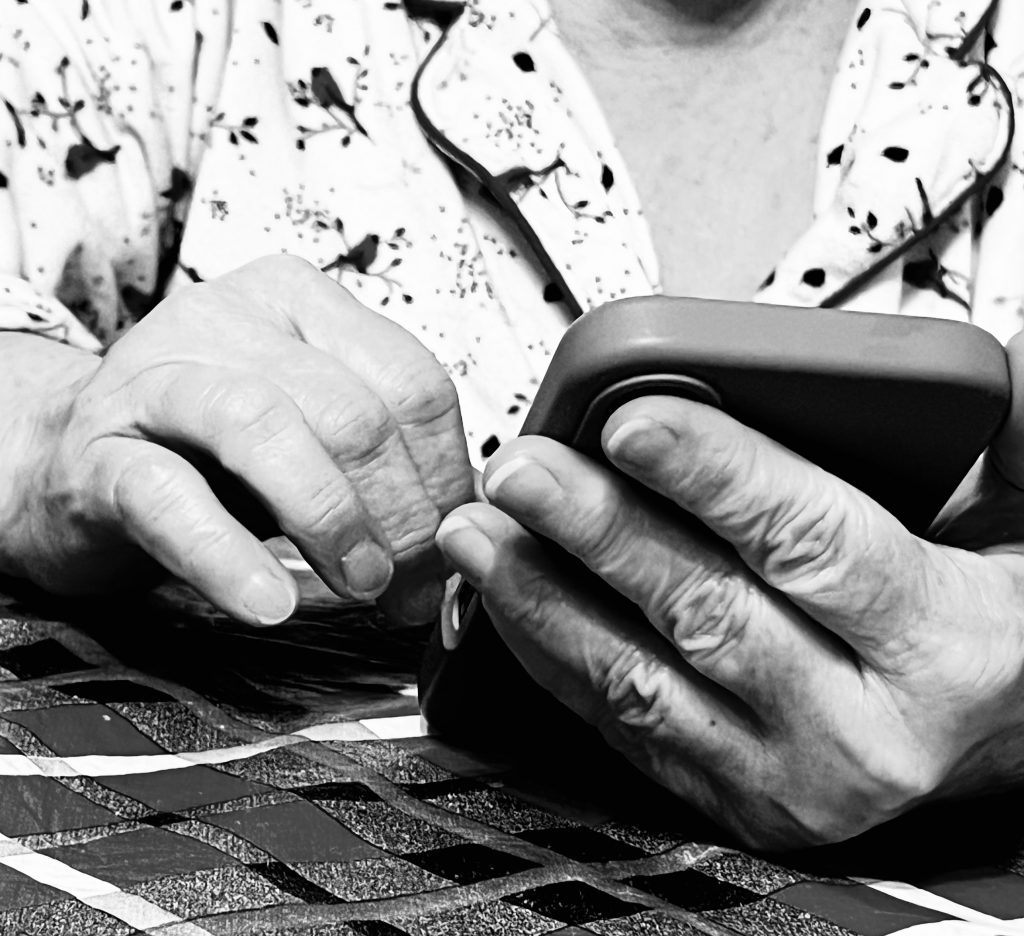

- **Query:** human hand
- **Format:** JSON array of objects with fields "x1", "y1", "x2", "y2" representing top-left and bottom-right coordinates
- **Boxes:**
[
  {"x1": 436, "y1": 395, "x2": 1024, "y2": 849},
  {"x1": 0, "y1": 255, "x2": 473, "y2": 625}
]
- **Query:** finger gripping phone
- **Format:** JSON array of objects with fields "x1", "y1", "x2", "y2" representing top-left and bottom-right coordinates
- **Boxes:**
[{"x1": 419, "y1": 296, "x2": 1011, "y2": 744}]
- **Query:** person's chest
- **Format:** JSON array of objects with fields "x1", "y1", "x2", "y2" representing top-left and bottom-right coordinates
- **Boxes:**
[{"x1": 549, "y1": 0, "x2": 858, "y2": 300}]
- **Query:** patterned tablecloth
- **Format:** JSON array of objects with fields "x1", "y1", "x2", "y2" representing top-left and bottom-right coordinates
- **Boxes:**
[{"x1": 1, "y1": 570, "x2": 1024, "y2": 936}]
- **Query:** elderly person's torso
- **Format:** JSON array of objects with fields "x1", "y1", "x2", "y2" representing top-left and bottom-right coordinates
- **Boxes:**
[{"x1": 549, "y1": 0, "x2": 854, "y2": 299}]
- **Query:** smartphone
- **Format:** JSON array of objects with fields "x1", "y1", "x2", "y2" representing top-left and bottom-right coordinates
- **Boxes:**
[{"x1": 418, "y1": 296, "x2": 1011, "y2": 744}]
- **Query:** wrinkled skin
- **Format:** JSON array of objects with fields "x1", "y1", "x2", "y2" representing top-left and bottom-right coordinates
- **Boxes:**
[
  {"x1": 436, "y1": 333, "x2": 1024, "y2": 849},
  {"x1": 0, "y1": 255, "x2": 474, "y2": 626}
]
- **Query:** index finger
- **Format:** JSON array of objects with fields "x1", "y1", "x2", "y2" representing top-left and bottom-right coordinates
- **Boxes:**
[
  {"x1": 482, "y1": 435, "x2": 851, "y2": 714},
  {"x1": 601, "y1": 397, "x2": 938, "y2": 654}
]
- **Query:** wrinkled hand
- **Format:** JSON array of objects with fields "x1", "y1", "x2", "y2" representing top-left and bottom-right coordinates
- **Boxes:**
[
  {"x1": 436, "y1": 394, "x2": 1024, "y2": 849},
  {"x1": 2, "y1": 255, "x2": 474, "y2": 625}
]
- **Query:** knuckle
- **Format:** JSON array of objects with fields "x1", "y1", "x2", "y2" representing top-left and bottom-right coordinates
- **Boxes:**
[
  {"x1": 320, "y1": 397, "x2": 400, "y2": 468},
  {"x1": 594, "y1": 646, "x2": 672, "y2": 735},
  {"x1": 301, "y1": 474, "x2": 359, "y2": 537},
  {"x1": 657, "y1": 571, "x2": 752, "y2": 662},
  {"x1": 198, "y1": 377, "x2": 296, "y2": 449},
  {"x1": 387, "y1": 505, "x2": 443, "y2": 559},
  {"x1": 682, "y1": 430, "x2": 753, "y2": 507},
  {"x1": 378, "y1": 352, "x2": 461, "y2": 428},
  {"x1": 757, "y1": 490, "x2": 853, "y2": 589},
  {"x1": 558, "y1": 488, "x2": 627, "y2": 567}
]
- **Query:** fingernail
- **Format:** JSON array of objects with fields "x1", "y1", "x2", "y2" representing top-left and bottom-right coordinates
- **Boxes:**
[
  {"x1": 241, "y1": 572, "x2": 297, "y2": 625},
  {"x1": 435, "y1": 516, "x2": 496, "y2": 584},
  {"x1": 605, "y1": 417, "x2": 677, "y2": 464},
  {"x1": 483, "y1": 455, "x2": 559, "y2": 503},
  {"x1": 340, "y1": 541, "x2": 394, "y2": 600}
]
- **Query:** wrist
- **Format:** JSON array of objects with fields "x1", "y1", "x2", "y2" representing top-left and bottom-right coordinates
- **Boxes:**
[{"x1": 0, "y1": 333, "x2": 101, "y2": 579}]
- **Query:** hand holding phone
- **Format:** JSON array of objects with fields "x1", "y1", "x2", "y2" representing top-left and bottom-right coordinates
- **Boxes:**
[{"x1": 420, "y1": 297, "x2": 1010, "y2": 744}]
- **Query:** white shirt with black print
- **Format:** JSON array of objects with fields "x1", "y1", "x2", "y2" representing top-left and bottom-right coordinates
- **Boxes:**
[{"x1": 0, "y1": 0, "x2": 1020, "y2": 464}]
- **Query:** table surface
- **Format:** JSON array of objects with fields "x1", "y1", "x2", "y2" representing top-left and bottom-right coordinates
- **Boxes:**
[{"x1": 1, "y1": 572, "x2": 1023, "y2": 936}]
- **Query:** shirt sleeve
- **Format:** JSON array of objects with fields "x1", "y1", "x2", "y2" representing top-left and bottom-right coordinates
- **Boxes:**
[{"x1": 0, "y1": 0, "x2": 232, "y2": 350}]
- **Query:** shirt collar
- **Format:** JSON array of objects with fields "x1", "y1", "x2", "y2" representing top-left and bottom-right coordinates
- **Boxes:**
[
  {"x1": 410, "y1": 0, "x2": 1013, "y2": 317},
  {"x1": 411, "y1": 0, "x2": 660, "y2": 318}
]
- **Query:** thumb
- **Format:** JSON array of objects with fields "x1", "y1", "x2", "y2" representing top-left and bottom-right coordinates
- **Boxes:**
[{"x1": 601, "y1": 397, "x2": 934, "y2": 655}]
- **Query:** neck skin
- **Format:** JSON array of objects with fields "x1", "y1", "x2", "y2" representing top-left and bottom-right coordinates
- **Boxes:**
[{"x1": 547, "y1": 0, "x2": 859, "y2": 300}]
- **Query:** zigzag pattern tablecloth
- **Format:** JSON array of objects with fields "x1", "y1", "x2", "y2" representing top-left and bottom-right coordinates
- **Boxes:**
[{"x1": 1, "y1": 577, "x2": 1023, "y2": 936}]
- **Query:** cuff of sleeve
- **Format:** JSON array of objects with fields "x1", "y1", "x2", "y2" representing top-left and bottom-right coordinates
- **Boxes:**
[{"x1": 0, "y1": 276, "x2": 103, "y2": 352}]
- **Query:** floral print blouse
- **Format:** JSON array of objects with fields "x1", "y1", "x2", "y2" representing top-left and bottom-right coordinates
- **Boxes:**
[{"x1": 0, "y1": 0, "x2": 1020, "y2": 463}]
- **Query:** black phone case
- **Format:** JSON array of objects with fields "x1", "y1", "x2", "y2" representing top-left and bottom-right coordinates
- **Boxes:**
[{"x1": 419, "y1": 297, "x2": 1011, "y2": 745}]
